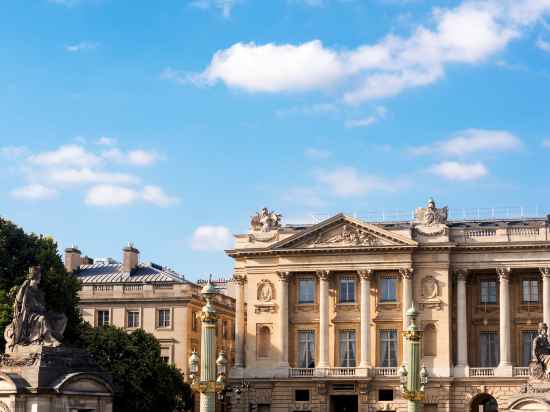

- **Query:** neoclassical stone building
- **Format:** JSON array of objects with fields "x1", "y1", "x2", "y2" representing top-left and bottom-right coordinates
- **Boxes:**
[
  {"x1": 64, "y1": 244, "x2": 236, "y2": 377},
  {"x1": 227, "y1": 201, "x2": 550, "y2": 412}
]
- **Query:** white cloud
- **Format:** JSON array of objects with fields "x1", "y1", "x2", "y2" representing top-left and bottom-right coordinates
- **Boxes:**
[
  {"x1": 85, "y1": 185, "x2": 139, "y2": 206},
  {"x1": 429, "y1": 161, "x2": 488, "y2": 180},
  {"x1": 182, "y1": 0, "x2": 550, "y2": 102},
  {"x1": 304, "y1": 148, "x2": 332, "y2": 160},
  {"x1": 28, "y1": 145, "x2": 101, "y2": 168},
  {"x1": 65, "y1": 42, "x2": 99, "y2": 52},
  {"x1": 315, "y1": 166, "x2": 399, "y2": 197},
  {"x1": 537, "y1": 37, "x2": 550, "y2": 52},
  {"x1": 11, "y1": 184, "x2": 57, "y2": 200},
  {"x1": 190, "y1": 0, "x2": 240, "y2": 18},
  {"x1": 345, "y1": 106, "x2": 387, "y2": 128},
  {"x1": 191, "y1": 226, "x2": 233, "y2": 251},
  {"x1": 410, "y1": 129, "x2": 522, "y2": 156},
  {"x1": 95, "y1": 137, "x2": 117, "y2": 146},
  {"x1": 276, "y1": 103, "x2": 338, "y2": 117},
  {"x1": 46, "y1": 168, "x2": 140, "y2": 185},
  {"x1": 142, "y1": 185, "x2": 180, "y2": 207},
  {"x1": 101, "y1": 148, "x2": 160, "y2": 166},
  {"x1": 1, "y1": 146, "x2": 28, "y2": 159},
  {"x1": 283, "y1": 187, "x2": 326, "y2": 208}
]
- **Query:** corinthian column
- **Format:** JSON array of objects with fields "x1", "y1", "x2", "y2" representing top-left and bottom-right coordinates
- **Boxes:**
[
  {"x1": 540, "y1": 267, "x2": 550, "y2": 326},
  {"x1": 454, "y1": 269, "x2": 469, "y2": 375},
  {"x1": 358, "y1": 269, "x2": 373, "y2": 369},
  {"x1": 233, "y1": 274, "x2": 246, "y2": 368},
  {"x1": 277, "y1": 271, "x2": 290, "y2": 367},
  {"x1": 399, "y1": 268, "x2": 414, "y2": 365},
  {"x1": 497, "y1": 267, "x2": 512, "y2": 375},
  {"x1": 317, "y1": 270, "x2": 330, "y2": 368}
]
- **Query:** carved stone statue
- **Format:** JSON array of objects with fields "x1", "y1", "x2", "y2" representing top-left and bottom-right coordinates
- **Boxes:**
[
  {"x1": 415, "y1": 198, "x2": 448, "y2": 226},
  {"x1": 3, "y1": 266, "x2": 67, "y2": 352},
  {"x1": 250, "y1": 208, "x2": 282, "y2": 232},
  {"x1": 531, "y1": 322, "x2": 550, "y2": 379}
]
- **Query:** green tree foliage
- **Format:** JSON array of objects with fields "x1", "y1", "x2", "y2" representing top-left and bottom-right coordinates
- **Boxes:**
[
  {"x1": 0, "y1": 216, "x2": 82, "y2": 352},
  {"x1": 81, "y1": 325, "x2": 192, "y2": 412}
]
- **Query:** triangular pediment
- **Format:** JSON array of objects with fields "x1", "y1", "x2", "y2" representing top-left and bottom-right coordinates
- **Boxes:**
[{"x1": 270, "y1": 214, "x2": 417, "y2": 250}]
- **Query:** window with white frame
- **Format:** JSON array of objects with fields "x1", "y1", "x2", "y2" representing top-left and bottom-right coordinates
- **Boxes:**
[
  {"x1": 522, "y1": 279, "x2": 539, "y2": 303},
  {"x1": 522, "y1": 330, "x2": 538, "y2": 366},
  {"x1": 127, "y1": 310, "x2": 140, "y2": 328},
  {"x1": 339, "y1": 276, "x2": 356, "y2": 303},
  {"x1": 298, "y1": 278, "x2": 315, "y2": 304},
  {"x1": 97, "y1": 310, "x2": 109, "y2": 327},
  {"x1": 192, "y1": 311, "x2": 198, "y2": 331},
  {"x1": 298, "y1": 330, "x2": 315, "y2": 368},
  {"x1": 339, "y1": 330, "x2": 356, "y2": 367},
  {"x1": 160, "y1": 346, "x2": 171, "y2": 364},
  {"x1": 479, "y1": 332, "x2": 499, "y2": 367},
  {"x1": 380, "y1": 277, "x2": 397, "y2": 302},
  {"x1": 158, "y1": 309, "x2": 171, "y2": 328},
  {"x1": 480, "y1": 280, "x2": 497, "y2": 304},
  {"x1": 379, "y1": 329, "x2": 398, "y2": 367}
]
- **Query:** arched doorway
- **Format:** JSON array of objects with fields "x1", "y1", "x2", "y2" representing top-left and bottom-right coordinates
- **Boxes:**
[{"x1": 471, "y1": 394, "x2": 498, "y2": 412}]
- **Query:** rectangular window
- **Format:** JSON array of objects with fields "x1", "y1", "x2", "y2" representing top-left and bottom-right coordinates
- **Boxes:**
[
  {"x1": 380, "y1": 278, "x2": 397, "y2": 302},
  {"x1": 158, "y1": 309, "x2": 171, "y2": 328},
  {"x1": 295, "y1": 390, "x2": 310, "y2": 402},
  {"x1": 223, "y1": 320, "x2": 228, "y2": 338},
  {"x1": 298, "y1": 278, "x2": 315, "y2": 304},
  {"x1": 480, "y1": 280, "x2": 497, "y2": 304},
  {"x1": 480, "y1": 332, "x2": 499, "y2": 367},
  {"x1": 339, "y1": 276, "x2": 356, "y2": 303},
  {"x1": 522, "y1": 280, "x2": 539, "y2": 303},
  {"x1": 192, "y1": 311, "x2": 198, "y2": 331},
  {"x1": 298, "y1": 330, "x2": 315, "y2": 368},
  {"x1": 378, "y1": 389, "x2": 394, "y2": 401},
  {"x1": 339, "y1": 330, "x2": 356, "y2": 367},
  {"x1": 379, "y1": 329, "x2": 398, "y2": 367},
  {"x1": 97, "y1": 310, "x2": 109, "y2": 327},
  {"x1": 127, "y1": 310, "x2": 140, "y2": 328},
  {"x1": 522, "y1": 331, "x2": 538, "y2": 366},
  {"x1": 160, "y1": 347, "x2": 171, "y2": 364}
]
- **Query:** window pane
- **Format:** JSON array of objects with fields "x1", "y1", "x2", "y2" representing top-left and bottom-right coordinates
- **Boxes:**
[
  {"x1": 480, "y1": 332, "x2": 499, "y2": 367},
  {"x1": 380, "y1": 278, "x2": 397, "y2": 302},
  {"x1": 340, "y1": 277, "x2": 355, "y2": 303},
  {"x1": 298, "y1": 331, "x2": 315, "y2": 368},
  {"x1": 481, "y1": 281, "x2": 497, "y2": 304},
  {"x1": 299, "y1": 279, "x2": 315, "y2": 304},
  {"x1": 339, "y1": 331, "x2": 356, "y2": 367},
  {"x1": 379, "y1": 329, "x2": 397, "y2": 367},
  {"x1": 522, "y1": 331, "x2": 537, "y2": 366}
]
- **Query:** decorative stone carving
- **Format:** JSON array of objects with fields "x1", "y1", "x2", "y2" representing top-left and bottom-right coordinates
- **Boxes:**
[
  {"x1": 358, "y1": 269, "x2": 374, "y2": 280},
  {"x1": 530, "y1": 322, "x2": 550, "y2": 380},
  {"x1": 415, "y1": 198, "x2": 448, "y2": 226},
  {"x1": 497, "y1": 266, "x2": 511, "y2": 280},
  {"x1": 4, "y1": 267, "x2": 67, "y2": 353},
  {"x1": 250, "y1": 208, "x2": 282, "y2": 232},
  {"x1": 255, "y1": 388, "x2": 272, "y2": 404},
  {"x1": 419, "y1": 275, "x2": 442, "y2": 310},
  {"x1": 399, "y1": 268, "x2": 414, "y2": 280},
  {"x1": 277, "y1": 271, "x2": 290, "y2": 282},
  {"x1": 233, "y1": 274, "x2": 247, "y2": 285},
  {"x1": 0, "y1": 352, "x2": 40, "y2": 367},
  {"x1": 257, "y1": 280, "x2": 274, "y2": 302},
  {"x1": 540, "y1": 267, "x2": 550, "y2": 278},
  {"x1": 316, "y1": 270, "x2": 330, "y2": 280},
  {"x1": 454, "y1": 268, "x2": 469, "y2": 282},
  {"x1": 310, "y1": 224, "x2": 380, "y2": 247},
  {"x1": 0, "y1": 402, "x2": 9, "y2": 412}
]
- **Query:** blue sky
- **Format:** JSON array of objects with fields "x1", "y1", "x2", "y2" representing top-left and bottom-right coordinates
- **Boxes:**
[{"x1": 1, "y1": 0, "x2": 550, "y2": 279}]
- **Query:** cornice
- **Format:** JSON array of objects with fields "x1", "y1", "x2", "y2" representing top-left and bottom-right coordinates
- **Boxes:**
[
  {"x1": 226, "y1": 244, "x2": 416, "y2": 258},
  {"x1": 453, "y1": 242, "x2": 550, "y2": 252}
]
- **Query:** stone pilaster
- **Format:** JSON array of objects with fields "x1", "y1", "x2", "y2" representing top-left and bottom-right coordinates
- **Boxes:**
[
  {"x1": 233, "y1": 274, "x2": 246, "y2": 368},
  {"x1": 277, "y1": 271, "x2": 290, "y2": 367},
  {"x1": 317, "y1": 270, "x2": 330, "y2": 368},
  {"x1": 358, "y1": 269, "x2": 373, "y2": 369},
  {"x1": 399, "y1": 268, "x2": 414, "y2": 365},
  {"x1": 540, "y1": 267, "x2": 550, "y2": 326},
  {"x1": 496, "y1": 267, "x2": 513, "y2": 376},
  {"x1": 454, "y1": 269, "x2": 469, "y2": 377}
]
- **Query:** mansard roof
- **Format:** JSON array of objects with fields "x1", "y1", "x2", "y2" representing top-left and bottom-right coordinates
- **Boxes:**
[{"x1": 76, "y1": 262, "x2": 187, "y2": 284}]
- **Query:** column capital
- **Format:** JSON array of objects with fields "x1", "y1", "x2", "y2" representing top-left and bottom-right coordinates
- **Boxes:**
[
  {"x1": 358, "y1": 269, "x2": 374, "y2": 281},
  {"x1": 399, "y1": 267, "x2": 414, "y2": 280},
  {"x1": 497, "y1": 266, "x2": 512, "y2": 280},
  {"x1": 453, "y1": 268, "x2": 469, "y2": 282},
  {"x1": 233, "y1": 274, "x2": 247, "y2": 285},
  {"x1": 540, "y1": 267, "x2": 550, "y2": 278},
  {"x1": 277, "y1": 271, "x2": 291, "y2": 282},
  {"x1": 316, "y1": 270, "x2": 330, "y2": 281}
]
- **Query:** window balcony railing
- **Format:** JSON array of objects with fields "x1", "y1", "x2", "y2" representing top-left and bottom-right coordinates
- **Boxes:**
[
  {"x1": 373, "y1": 367, "x2": 398, "y2": 377},
  {"x1": 469, "y1": 367, "x2": 495, "y2": 377},
  {"x1": 289, "y1": 368, "x2": 314, "y2": 377},
  {"x1": 513, "y1": 367, "x2": 530, "y2": 377},
  {"x1": 288, "y1": 367, "x2": 369, "y2": 378}
]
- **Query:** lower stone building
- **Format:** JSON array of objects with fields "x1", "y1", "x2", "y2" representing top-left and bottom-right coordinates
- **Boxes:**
[{"x1": 225, "y1": 201, "x2": 550, "y2": 411}]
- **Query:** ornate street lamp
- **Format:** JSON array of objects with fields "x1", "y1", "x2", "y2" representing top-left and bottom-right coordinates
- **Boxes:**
[
  {"x1": 188, "y1": 277, "x2": 227, "y2": 412},
  {"x1": 400, "y1": 303, "x2": 429, "y2": 412}
]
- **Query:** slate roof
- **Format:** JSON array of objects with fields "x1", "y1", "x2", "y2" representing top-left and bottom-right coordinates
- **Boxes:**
[{"x1": 76, "y1": 262, "x2": 187, "y2": 284}]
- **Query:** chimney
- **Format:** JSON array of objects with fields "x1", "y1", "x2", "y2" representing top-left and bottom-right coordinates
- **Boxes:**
[
  {"x1": 64, "y1": 245, "x2": 81, "y2": 273},
  {"x1": 123, "y1": 242, "x2": 139, "y2": 273}
]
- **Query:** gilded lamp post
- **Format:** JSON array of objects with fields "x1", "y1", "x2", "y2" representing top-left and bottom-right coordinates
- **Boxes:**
[
  {"x1": 188, "y1": 278, "x2": 227, "y2": 412},
  {"x1": 398, "y1": 304, "x2": 429, "y2": 412}
]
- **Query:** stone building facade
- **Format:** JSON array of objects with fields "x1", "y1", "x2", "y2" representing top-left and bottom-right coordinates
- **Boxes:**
[
  {"x1": 227, "y1": 201, "x2": 550, "y2": 412},
  {"x1": 65, "y1": 244, "x2": 236, "y2": 377}
]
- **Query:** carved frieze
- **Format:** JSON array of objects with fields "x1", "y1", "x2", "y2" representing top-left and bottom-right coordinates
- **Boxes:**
[
  {"x1": 0, "y1": 352, "x2": 40, "y2": 367},
  {"x1": 255, "y1": 388, "x2": 272, "y2": 404},
  {"x1": 308, "y1": 224, "x2": 381, "y2": 248}
]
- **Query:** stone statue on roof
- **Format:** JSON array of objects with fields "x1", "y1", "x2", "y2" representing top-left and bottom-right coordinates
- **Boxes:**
[
  {"x1": 3, "y1": 266, "x2": 67, "y2": 352},
  {"x1": 250, "y1": 207, "x2": 282, "y2": 232},
  {"x1": 415, "y1": 198, "x2": 448, "y2": 226}
]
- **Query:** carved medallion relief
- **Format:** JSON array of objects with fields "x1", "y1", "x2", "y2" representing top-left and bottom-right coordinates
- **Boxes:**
[{"x1": 420, "y1": 275, "x2": 442, "y2": 310}]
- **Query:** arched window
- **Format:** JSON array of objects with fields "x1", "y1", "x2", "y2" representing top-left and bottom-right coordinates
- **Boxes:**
[
  {"x1": 258, "y1": 326, "x2": 271, "y2": 358},
  {"x1": 423, "y1": 323, "x2": 437, "y2": 357}
]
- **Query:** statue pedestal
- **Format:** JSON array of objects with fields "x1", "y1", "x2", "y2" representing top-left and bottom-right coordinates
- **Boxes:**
[{"x1": 0, "y1": 346, "x2": 113, "y2": 412}]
